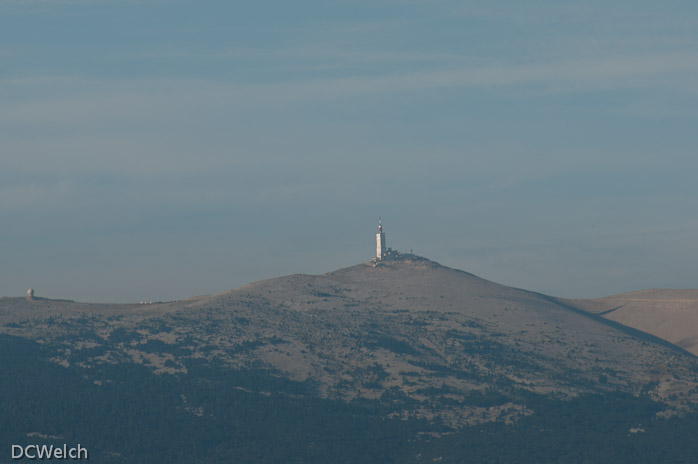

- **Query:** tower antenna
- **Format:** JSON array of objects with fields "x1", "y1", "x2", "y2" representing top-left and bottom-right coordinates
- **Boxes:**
[{"x1": 376, "y1": 218, "x2": 386, "y2": 260}]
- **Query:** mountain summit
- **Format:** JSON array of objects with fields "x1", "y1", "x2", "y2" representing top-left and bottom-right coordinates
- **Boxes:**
[
  {"x1": 3, "y1": 256, "x2": 698, "y2": 462},
  {"x1": 4, "y1": 256, "x2": 698, "y2": 412}
]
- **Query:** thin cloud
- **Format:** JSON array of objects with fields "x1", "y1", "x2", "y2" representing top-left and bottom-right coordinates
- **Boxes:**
[{"x1": 3, "y1": 51, "x2": 697, "y2": 110}]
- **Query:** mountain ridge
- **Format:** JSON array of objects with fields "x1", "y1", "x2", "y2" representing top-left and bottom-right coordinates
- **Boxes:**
[
  {"x1": 3, "y1": 256, "x2": 698, "y2": 414},
  {"x1": 4, "y1": 256, "x2": 698, "y2": 461}
]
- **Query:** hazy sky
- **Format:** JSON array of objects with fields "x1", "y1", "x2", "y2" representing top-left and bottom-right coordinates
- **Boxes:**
[{"x1": 3, "y1": 0, "x2": 698, "y2": 302}]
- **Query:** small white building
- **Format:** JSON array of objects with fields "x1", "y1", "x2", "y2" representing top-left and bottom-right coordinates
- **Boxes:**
[
  {"x1": 375, "y1": 219, "x2": 398, "y2": 261},
  {"x1": 376, "y1": 219, "x2": 386, "y2": 260}
]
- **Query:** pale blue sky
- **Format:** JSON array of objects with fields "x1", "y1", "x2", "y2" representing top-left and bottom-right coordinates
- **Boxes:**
[{"x1": 2, "y1": 0, "x2": 698, "y2": 302}]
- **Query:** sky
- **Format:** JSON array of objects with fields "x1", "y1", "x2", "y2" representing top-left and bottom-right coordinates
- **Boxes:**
[{"x1": 2, "y1": 0, "x2": 698, "y2": 303}]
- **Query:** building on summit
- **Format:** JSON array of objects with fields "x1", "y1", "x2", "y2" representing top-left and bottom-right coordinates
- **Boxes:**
[
  {"x1": 376, "y1": 219, "x2": 386, "y2": 259},
  {"x1": 375, "y1": 219, "x2": 397, "y2": 261}
]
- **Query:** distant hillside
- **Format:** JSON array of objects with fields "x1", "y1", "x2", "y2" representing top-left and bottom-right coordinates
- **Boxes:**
[
  {"x1": 3, "y1": 256, "x2": 698, "y2": 462},
  {"x1": 566, "y1": 289, "x2": 698, "y2": 356}
]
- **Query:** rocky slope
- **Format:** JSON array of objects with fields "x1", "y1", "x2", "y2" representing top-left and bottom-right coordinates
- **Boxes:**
[
  {"x1": 2, "y1": 255, "x2": 698, "y2": 429},
  {"x1": 566, "y1": 289, "x2": 698, "y2": 356}
]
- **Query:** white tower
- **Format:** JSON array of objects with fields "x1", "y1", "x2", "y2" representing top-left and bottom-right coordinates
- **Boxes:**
[{"x1": 376, "y1": 219, "x2": 386, "y2": 260}]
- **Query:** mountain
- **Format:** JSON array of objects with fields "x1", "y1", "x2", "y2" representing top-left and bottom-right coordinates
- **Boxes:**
[
  {"x1": 566, "y1": 289, "x2": 698, "y2": 356},
  {"x1": 2, "y1": 255, "x2": 698, "y2": 463}
]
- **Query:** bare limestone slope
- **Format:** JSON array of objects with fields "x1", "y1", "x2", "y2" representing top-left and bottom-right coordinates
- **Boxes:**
[
  {"x1": 2, "y1": 256, "x2": 698, "y2": 427},
  {"x1": 566, "y1": 289, "x2": 698, "y2": 356}
]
